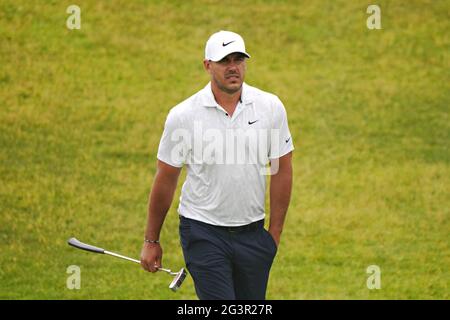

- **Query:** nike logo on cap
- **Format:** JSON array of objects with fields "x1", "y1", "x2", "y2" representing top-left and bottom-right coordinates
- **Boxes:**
[{"x1": 222, "y1": 40, "x2": 235, "y2": 47}]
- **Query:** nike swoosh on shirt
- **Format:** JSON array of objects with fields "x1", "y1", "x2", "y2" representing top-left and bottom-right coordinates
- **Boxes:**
[
  {"x1": 285, "y1": 137, "x2": 291, "y2": 143},
  {"x1": 248, "y1": 120, "x2": 259, "y2": 125},
  {"x1": 222, "y1": 41, "x2": 235, "y2": 46}
]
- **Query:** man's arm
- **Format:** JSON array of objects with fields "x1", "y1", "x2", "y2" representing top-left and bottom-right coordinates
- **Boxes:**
[
  {"x1": 269, "y1": 151, "x2": 293, "y2": 247},
  {"x1": 140, "y1": 160, "x2": 182, "y2": 272}
]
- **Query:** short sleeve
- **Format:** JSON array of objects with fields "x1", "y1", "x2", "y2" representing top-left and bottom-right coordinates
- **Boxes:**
[
  {"x1": 157, "y1": 110, "x2": 190, "y2": 168},
  {"x1": 268, "y1": 97, "x2": 294, "y2": 159}
]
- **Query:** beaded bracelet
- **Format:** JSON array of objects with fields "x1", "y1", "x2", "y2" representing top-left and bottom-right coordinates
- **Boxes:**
[{"x1": 144, "y1": 238, "x2": 160, "y2": 244}]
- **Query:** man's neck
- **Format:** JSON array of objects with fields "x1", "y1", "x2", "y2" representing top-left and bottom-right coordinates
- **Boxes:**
[{"x1": 211, "y1": 82, "x2": 242, "y2": 116}]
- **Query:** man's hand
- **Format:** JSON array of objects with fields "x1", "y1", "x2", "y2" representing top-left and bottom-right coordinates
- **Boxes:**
[
  {"x1": 268, "y1": 229, "x2": 281, "y2": 248},
  {"x1": 140, "y1": 242, "x2": 163, "y2": 273}
]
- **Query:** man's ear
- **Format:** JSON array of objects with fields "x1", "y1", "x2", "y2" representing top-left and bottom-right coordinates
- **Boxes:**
[{"x1": 203, "y1": 59, "x2": 211, "y2": 74}]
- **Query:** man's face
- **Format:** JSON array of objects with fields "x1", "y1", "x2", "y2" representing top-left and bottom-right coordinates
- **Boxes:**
[{"x1": 204, "y1": 53, "x2": 247, "y2": 94}]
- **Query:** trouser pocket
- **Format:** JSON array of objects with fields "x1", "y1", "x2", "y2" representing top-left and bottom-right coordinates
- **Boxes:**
[
  {"x1": 262, "y1": 228, "x2": 278, "y2": 256},
  {"x1": 179, "y1": 216, "x2": 192, "y2": 250}
]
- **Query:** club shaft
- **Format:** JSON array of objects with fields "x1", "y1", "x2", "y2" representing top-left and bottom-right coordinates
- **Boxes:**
[
  {"x1": 104, "y1": 251, "x2": 175, "y2": 275},
  {"x1": 105, "y1": 250, "x2": 140, "y2": 264}
]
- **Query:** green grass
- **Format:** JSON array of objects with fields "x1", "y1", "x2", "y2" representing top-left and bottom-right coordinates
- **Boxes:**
[{"x1": 0, "y1": 0, "x2": 448, "y2": 299}]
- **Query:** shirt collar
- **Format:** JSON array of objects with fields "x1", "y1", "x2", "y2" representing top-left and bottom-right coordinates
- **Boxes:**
[{"x1": 200, "y1": 82, "x2": 252, "y2": 108}]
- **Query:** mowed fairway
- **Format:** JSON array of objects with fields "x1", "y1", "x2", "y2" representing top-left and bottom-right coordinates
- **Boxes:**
[{"x1": 0, "y1": 0, "x2": 448, "y2": 299}]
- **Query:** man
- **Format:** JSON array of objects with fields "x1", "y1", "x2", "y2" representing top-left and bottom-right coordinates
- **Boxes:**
[{"x1": 140, "y1": 30, "x2": 294, "y2": 300}]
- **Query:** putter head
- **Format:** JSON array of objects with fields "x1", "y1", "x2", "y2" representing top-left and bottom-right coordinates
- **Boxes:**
[{"x1": 169, "y1": 268, "x2": 187, "y2": 292}]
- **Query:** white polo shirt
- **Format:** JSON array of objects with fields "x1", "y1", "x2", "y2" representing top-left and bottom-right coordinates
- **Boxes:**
[{"x1": 157, "y1": 82, "x2": 294, "y2": 226}]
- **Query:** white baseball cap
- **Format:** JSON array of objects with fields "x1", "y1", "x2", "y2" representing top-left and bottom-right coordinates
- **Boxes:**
[{"x1": 205, "y1": 30, "x2": 251, "y2": 62}]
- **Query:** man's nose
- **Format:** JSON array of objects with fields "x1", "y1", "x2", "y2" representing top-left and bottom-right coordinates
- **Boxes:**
[{"x1": 226, "y1": 60, "x2": 239, "y2": 70}]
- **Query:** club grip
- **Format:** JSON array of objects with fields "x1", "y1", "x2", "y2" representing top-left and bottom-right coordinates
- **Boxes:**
[{"x1": 68, "y1": 237, "x2": 105, "y2": 254}]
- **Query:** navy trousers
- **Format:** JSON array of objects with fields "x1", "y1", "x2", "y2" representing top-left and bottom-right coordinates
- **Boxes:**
[{"x1": 179, "y1": 216, "x2": 278, "y2": 300}]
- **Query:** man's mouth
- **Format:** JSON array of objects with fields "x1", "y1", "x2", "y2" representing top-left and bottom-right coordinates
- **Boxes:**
[{"x1": 226, "y1": 74, "x2": 240, "y2": 79}]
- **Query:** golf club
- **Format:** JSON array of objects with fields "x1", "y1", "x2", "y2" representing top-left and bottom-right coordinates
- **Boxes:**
[{"x1": 67, "y1": 237, "x2": 187, "y2": 292}]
